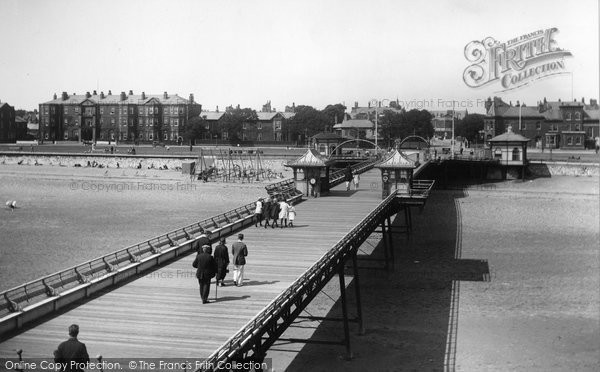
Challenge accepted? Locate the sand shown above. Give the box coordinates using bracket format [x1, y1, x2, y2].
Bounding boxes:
[0, 162, 292, 290]
[269, 175, 599, 371]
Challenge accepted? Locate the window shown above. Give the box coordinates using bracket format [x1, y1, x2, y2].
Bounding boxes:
[222, 131, 228, 140]
[149, 133, 153, 140]
[64, 131, 69, 140]
[567, 136, 572, 145]
[521, 123, 527, 130]
[205, 122, 210, 130]
[536, 122, 541, 130]
[274, 120, 282, 130]
[75, 120, 78, 126]
[111, 118, 115, 125]
[512, 147, 520, 161]
[44, 106, 48, 114]
[139, 133, 143, 139]
[174, 119, 178, 126]
[257, 133, 262, 141]
[257, 122, 262, 130]
[565, 112, 571, 121]
[110, 107, 115, 115]
[243, 122, 247, 130]
[575, 112, 581, 121]
[64, 107, 68, 114]
[64, 119, 68, 125]
[243, 132, 247, 140]
[575, 136, 581, 145]
[45, 133, 49, 139]
[164, 132, 169, 140]
[75, 107, 80, 113]
[575, 124, 580, 131]
[130, 107, 134, 114]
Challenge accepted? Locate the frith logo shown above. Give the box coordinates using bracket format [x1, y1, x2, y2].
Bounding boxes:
[463, 28, 572, 91]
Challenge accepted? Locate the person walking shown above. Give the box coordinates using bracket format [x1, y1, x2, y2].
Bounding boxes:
[270, 198, 281, 228]
[54, 324, 90, 372]
[254, 198, 263, 227]
[278, 198, 290, 228]
[344, 166, 353, 191]
[231, 234, 248, 286]
[288, 202, 296, 227]
[353, 171, 360, 190]
[213, 237, 230, 287]
[262, 197, 272, 228]
[192, 245, 217, 303]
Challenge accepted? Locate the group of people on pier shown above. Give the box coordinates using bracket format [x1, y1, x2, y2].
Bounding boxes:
[253, 197, 296, 228]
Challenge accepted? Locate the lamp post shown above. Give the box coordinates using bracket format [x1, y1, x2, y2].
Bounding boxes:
[370, 98, 390, 150]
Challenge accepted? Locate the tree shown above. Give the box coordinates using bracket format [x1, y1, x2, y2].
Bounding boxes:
[321, 103, 347, 129]
[287, 105, 330, 143]
[404, 109, 434, 139]
[184, 116, 207, 143]
[456, 114, 485, 143]
[221, 106, 258, 143]
[378, 109, 405, 148]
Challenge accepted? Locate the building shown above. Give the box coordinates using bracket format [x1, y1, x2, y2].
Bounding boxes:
[333, 118, 374, 140]
[429, 109, 467, 140]
[39, 91, 201, 143]
[0, 101, 16, 143]
[484, 96, 600, 149]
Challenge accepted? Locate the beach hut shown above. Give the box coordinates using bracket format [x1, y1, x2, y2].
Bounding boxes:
[488, 126, 529, 179]
[375, 150, 417, 199]
[286, 149, 334, 197]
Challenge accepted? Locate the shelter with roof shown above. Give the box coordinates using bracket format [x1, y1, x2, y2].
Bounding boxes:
[484, 96, 599, 150]
[374, 150, 417, 199]
[285, 149, 334, 197]
[488, 126, 530, 179]
[332, 118, 374, 140]
[39, 90, 201, 143]
[310, 132, 347, 156]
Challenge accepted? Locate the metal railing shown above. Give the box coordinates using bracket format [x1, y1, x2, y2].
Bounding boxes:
[196, 190, 403, 371]
[0, 203, 257, 322]
[329, 159, 379, 189]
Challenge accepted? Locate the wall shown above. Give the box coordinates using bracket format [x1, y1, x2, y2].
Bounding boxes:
[528, 162, 599, 177]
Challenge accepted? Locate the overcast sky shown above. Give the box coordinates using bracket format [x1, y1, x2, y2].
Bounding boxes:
[0, 0, 598, 113]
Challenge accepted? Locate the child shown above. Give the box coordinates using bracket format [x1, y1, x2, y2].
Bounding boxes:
[288, 202, 296, 227]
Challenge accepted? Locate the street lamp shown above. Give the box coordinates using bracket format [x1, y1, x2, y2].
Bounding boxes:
[370, 98, 390, 149]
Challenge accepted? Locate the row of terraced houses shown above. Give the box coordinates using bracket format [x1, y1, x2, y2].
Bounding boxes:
[2, 91, 600, 149]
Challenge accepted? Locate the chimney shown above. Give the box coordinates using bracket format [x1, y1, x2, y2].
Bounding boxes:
[93, 90, 97, 95]
[216, 105, 219, 112]
[516, 100, 520, 106]
[100, 91, 105, 99]
[368, 102, 371, 108]
[120, 91, 126, 101]
[164, 91, 168, 99]
[62, 92, 68, 101]
[108, 90, 112, 95]
[129, 90, 133, 95]
[53, 93, 57, 100]
[141, 92, 146, 100]
[86, 91, 91, 98]
[354, 101, 358, 109]
[189, 93, 194, 103]
[582, 97, 585, 104]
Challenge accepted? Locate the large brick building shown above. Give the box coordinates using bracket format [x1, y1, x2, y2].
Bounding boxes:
[0, 101, 16, 143]
[484, 97, 600, 149]
[39, 91, 201, 143]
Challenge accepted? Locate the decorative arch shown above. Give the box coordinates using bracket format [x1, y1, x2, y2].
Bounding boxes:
[329, 138, 381, 156]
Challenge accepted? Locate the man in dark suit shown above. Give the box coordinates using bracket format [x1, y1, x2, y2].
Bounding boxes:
[54, 324, 90, 372]
[213, 237, 230, 287]
[192, 245, 217, 303]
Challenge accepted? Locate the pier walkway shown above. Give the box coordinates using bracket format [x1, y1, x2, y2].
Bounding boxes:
[0, 169, 392, 362]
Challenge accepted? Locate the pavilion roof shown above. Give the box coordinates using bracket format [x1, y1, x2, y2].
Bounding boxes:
[286, 148, 333, 167]
[375, 150, 416, 169]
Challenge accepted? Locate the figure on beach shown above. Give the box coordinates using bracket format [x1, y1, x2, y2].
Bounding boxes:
[262, 197, 272, 228]
[278, 198, 290, 228]
[270, 198, 281, 228]
[345, 166, 353, 191]
[353, 171, 360, 190]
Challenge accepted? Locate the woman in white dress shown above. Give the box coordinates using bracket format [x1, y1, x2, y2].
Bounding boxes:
[288, 202, 296, 227]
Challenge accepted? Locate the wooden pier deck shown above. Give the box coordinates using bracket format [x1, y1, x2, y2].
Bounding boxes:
[0, 170, 385, 360]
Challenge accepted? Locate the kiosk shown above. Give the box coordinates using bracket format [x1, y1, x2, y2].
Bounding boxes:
[375, 150, 417, 199]
[286, 149, 334, 197]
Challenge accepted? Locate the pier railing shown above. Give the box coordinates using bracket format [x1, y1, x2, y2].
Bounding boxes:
[0, 203, 257, 335]
[196, 189, 403, 370]
[329, 159, 379, 189]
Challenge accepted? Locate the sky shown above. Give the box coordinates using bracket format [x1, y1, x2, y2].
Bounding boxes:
[0, 0, 598, 113]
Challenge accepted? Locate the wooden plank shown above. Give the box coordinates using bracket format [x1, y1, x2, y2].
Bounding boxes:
[0, 170, 385, 360]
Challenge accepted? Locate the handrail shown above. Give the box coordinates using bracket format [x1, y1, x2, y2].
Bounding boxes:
[196, 189, 401, 370]
[0, 202, 258, 318]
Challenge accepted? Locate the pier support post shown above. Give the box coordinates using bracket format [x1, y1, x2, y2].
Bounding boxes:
[351, 251, 365, 335]
[382, 219, 390, 271]
[338, 264, 353, 360]
[386, 215, 395, 266]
